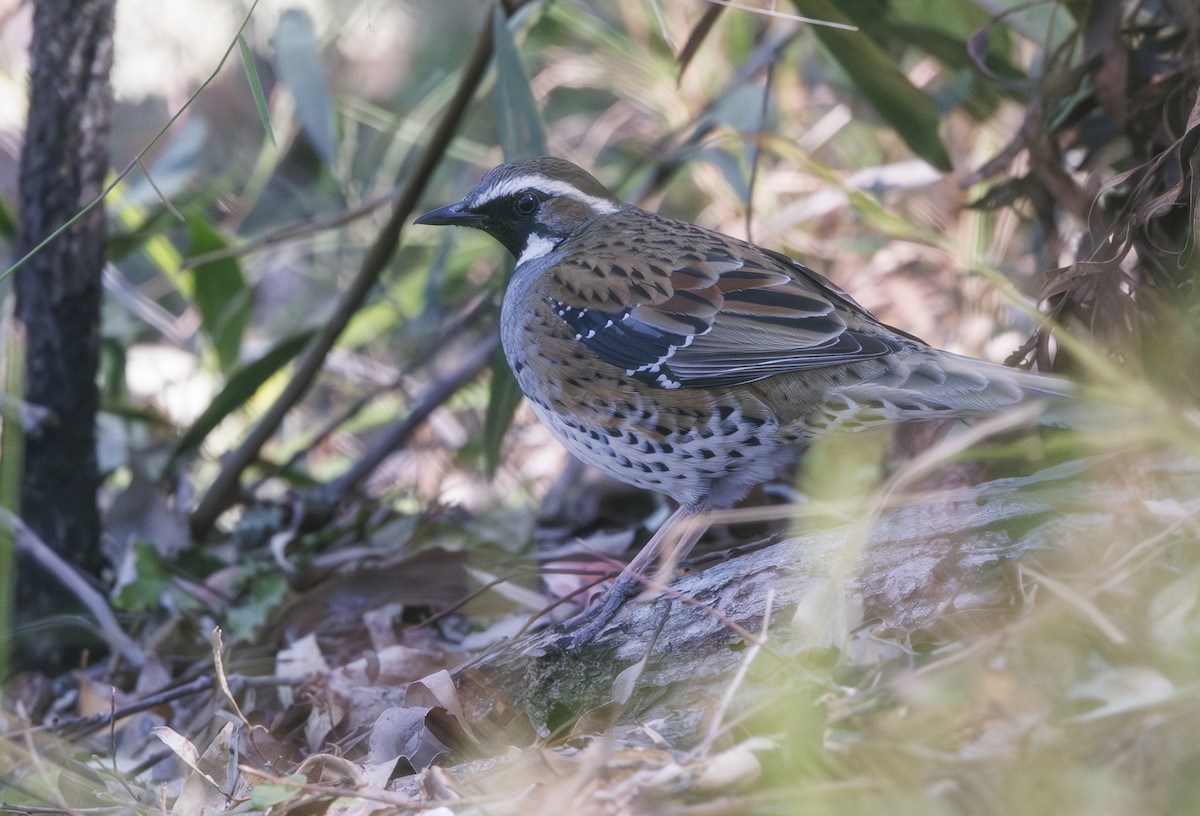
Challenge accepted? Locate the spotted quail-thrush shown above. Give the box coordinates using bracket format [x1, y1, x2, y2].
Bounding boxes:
[416, 156, 1067, 633]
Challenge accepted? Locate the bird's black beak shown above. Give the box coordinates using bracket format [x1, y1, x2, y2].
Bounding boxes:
[414, 200, 484, 227]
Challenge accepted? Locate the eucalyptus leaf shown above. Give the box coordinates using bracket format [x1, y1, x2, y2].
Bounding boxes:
[792, 0, 952, 170]
[480, 6, 546, 473]
[274, 9, 336, 166]
[239, 35, 276, 147]
[491, 4, 548, 159]
[0, 193, 17, 242]
[167, 329, 315, 472]
[483, 343, 525, 478]
[186, 215, 251, 375]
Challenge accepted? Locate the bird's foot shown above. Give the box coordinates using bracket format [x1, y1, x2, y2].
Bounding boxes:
[552, 573, 640, 650]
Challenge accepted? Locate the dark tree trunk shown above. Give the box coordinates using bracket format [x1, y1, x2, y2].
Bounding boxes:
[13, 0, 115, 669]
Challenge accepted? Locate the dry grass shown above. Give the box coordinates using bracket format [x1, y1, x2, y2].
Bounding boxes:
[2, 0, 1199, 813]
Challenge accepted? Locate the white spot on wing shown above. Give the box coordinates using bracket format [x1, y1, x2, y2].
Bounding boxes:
[626, 329, 704, 374]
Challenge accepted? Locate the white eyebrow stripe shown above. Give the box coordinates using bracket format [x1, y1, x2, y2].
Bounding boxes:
[470, 174, 620, 214]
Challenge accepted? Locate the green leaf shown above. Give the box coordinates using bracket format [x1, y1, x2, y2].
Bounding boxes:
[0, 317, 25, 682]
[238, 34, 275, 147]
[273, 9, 336, 166]
[491, 4, 548, 158]
[106, 205, 179, 261]
[0, 767, 65, 806]
[186, 215, 251, 375]
[225, 569, 288, 641]
[792, 0, 952, 170]
[112, 542, 173, 612]
[0, 195, 16, 242]
[483, 344, 525, 478]
[250, 780, 308, 809]
[477, 7, 545, 472]
[832, 0, 1024, 119]
[167, 329, 315, 472]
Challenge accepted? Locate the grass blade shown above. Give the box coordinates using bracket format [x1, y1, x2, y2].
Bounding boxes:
[239, 33, 276, 147]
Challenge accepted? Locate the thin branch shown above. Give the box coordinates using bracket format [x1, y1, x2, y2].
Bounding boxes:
[190, 4, 527, 537]
[135, 157, 185, 222]
[178, 188, 402, 271]
[324, 333, 499, 505]
[55, 675, 215, 740]
[701, 0, 857, 29]
[0, 508, 144, 666]
[248, 294, 492, 495]
[0, 0, 264, 284]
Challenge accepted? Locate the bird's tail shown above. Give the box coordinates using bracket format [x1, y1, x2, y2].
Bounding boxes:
[941, 352, 1073, 399]
[819, 350, 1074, 432]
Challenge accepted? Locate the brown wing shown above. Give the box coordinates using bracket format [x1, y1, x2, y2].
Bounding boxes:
[543, 211, 906, 389]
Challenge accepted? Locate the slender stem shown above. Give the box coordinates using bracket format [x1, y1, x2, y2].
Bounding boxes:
[0, 320, 25, 682]
[0, 508, 145, 666]
[325, 333, 499, 504]
[0, 0, 264, 284]
[190, 3, 526, 537]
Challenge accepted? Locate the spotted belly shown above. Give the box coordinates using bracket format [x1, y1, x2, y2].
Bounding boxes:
[521, 377, 789, 510]
[502, 280, 794, 509]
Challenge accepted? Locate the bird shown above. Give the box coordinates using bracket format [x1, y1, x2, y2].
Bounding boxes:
[415, 156, 1067, 637]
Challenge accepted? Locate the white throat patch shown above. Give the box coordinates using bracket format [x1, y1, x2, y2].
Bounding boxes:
[517, 233, 558, 267]
[471, 174, 620, 215]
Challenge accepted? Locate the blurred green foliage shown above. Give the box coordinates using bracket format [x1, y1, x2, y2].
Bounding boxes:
[0, 0, 1198, 812]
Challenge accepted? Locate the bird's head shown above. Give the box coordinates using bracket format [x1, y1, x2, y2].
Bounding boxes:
[415, 157, 622, 264]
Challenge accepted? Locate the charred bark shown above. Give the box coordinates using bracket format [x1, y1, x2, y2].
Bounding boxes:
[13, 0, 115, 670]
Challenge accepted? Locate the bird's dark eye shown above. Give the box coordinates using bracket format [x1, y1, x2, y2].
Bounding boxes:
[513, 192, 539, 217]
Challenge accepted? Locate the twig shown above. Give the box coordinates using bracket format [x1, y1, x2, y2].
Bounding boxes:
[1020, 565, 1128, 645]
[249, 294, 492, 495]
[697, 588, 773, 751]
[211, 628, 252, 726]
[1, 508, 144, 666]
[135, 157, 185, 222]
[55, 675, 215, 740]
[102, 263, 191, 346]
[178, 188, 402, 270]
[324, 333, 500, 504]
[190, 4, 526, 538]
[0, 0, 265, 284]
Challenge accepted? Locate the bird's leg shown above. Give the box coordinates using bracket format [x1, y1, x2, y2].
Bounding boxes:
[559, 506, 710, 645]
